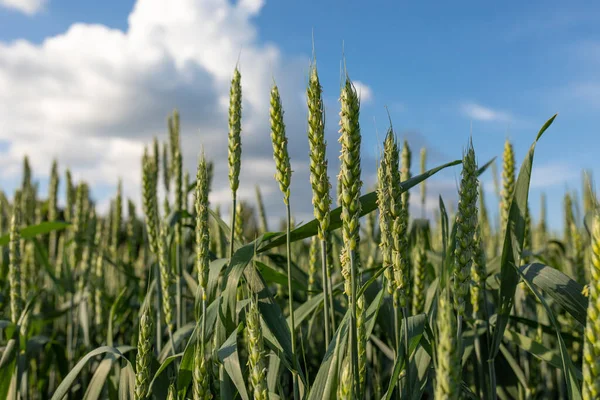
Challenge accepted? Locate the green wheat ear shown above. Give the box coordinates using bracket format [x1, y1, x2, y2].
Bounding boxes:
[377, 132, 394, 295]
[452, 141, 478, 318]
[134, 302, 154, 400]
[412, 230, 427, 315]
[434, 290, 460, 400]
[582, 212, 600, 400]
[338, 77, 362, 253]
[228, 67, 242, 196]
[338, 360, 352, 400]
[247, 295, 268, 400]
[500, 138, 515, 232]
[195, 153, 210, 300]
[307, 62, 331, 240]
[193, 342, 211, 400]
[390, 135, 409, 310]
[270, 83, 292, 203]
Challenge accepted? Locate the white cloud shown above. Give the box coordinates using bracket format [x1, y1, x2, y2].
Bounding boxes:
[460, 102, 512, 122]
[0, 0, 46, 15]
[0, 0, 324, 220]
[353, 81, 373, 104]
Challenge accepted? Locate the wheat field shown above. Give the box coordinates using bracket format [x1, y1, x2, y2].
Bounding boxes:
[0, 62, 597, 400]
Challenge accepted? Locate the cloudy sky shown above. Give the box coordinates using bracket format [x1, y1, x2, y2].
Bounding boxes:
[1, 0, 598, 232]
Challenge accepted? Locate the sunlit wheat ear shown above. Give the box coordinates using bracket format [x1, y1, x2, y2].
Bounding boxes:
[141, 147, 159, 257]
[500, 139, 515, 231]
[582, 213, 600, 400]
[234, 201, 244, 243]
[158, 221, 174, 333]
[389, 134, 409, 310]
[452, 142, 478, 318]
[337, 360, 352, 400]
[193, 335, 212, 400]
[134, 303, 153, 400]
[167, 382, 176, 400]
[338, 74, 362, 396]
[378, 131, 394, 295]
[228, 67, 242, 196]
[357, 294, 367, 390]
[307, 63, 331, 240]
[270, 83, 292, 204]
[412, 230, 427, 315]
[338, 76, 362, 298]
[434, 291, 460, 400]
[338, 77, 362, 254]
[247, 296, 268, 400]
[195, 153, 210, 301]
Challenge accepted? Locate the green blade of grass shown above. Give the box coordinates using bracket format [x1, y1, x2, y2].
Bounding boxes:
[490, 114, 557, 360]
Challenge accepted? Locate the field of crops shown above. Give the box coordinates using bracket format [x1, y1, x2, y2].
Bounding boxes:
[0, 63, 597, 400]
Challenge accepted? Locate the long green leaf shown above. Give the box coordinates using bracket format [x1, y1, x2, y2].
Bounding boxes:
[308, 313, 350, 400]
[503, 328, 581, 378]
[118, 361, 136, 400]
[490, 114, 556, 359]
[516, 262, 582, 399]
[147, 353, 183, 393]
[520, 262, 587, 326]
[218, 324, 249, 400]
[83, 346, 136, 400]
[0, 329, 18, 400]
[0, 221, 70, 246]
[50, 346, 134, 400]
[223, 243, 255, 330]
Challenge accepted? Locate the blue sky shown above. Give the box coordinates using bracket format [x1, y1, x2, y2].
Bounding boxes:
[0, 0, 598, 232]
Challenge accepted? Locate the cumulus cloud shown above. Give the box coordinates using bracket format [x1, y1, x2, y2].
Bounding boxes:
[460, 102, 512, 122]
[0, 0, 452, 229]
[0, 0, 351, 224]
[0, 0, 46, 15]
